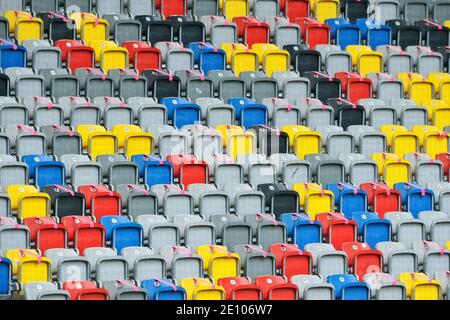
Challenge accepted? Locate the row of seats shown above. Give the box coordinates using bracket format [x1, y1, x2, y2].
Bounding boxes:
[0, 0, 449, 301]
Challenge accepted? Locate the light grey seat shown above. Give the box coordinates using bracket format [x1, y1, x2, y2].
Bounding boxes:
[128, 0, 155, 18]
[290, 275, 336, 300]
[412, 241, 450, 276]
[281, 159, 312, 189]
[374, 0, 400, 23]
[121, 246, 166, 281]
[376, 241, 418, 278]
[234, 244, 276, 280]
[96, 0, 124, 17]
[97, 155, 139, 186]
[159, 245, 203, 280]
[221, 219, 253, 250]
[23, 282, 70, 301]
[385, 211, 426, 249]
[0, 160, 29, 190]
[44, 248, 90, 282]
[347, 125, 387, 158]
[223, 183, 265, 218]
[419, 211, 450, 247]
[210, 22, 237, 47]
[363, 273, 406, 300]
[116, 184, 158, 218]
[244, 213, 287, 250]
[187, 184, 230, 219]
[0, 220, 30, 252]
[304, 243, 349, 280]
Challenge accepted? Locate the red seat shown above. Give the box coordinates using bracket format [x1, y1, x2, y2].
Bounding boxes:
[254, 275, 299, 300]
[54, 40, 84, 62]
[283, 0, 310, 22]
[335, 72, 372, 103]
[360, 182, 402, 218]
[233, 17, 270, 47]
[342, 242, 384, 278]
[122, 42, 161, 73]
[161, 0, 186, 17]
[316, 212, 358, 250]
[269, 243, 312, 278]
[436, 153, 450, 179]
[63, 281, 109, 300]
[166, 154, 209, 187]
[55, 40, 95, 74]
[77, 185, 122, 220]
[217, 277, 262, 300]
[61, 216, 106, 254]
[295, 18, 330, 48]
[23, 217, 68, 252]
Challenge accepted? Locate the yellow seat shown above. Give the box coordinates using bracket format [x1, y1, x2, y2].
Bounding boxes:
[293, 131, 322, 160]
[15, 17, 44, 44]
[371, 153, 401, 176]
[380, 125, 408, 148]
[100, 47, 129, 74]
[314, 0, 340, 23]
[196, 245, 240, 282]
[383, 160, 411, 188]
[179, 278, 226, 300]
[346, 45, 372, 67]
[215, 125, 245, 148]
[423, 131, 449, 158]
[263, 50, 290, 77]
[223, 0, 248, 22]
[3, 11, 32, 33]
[76, 124, 107, 149]
[304, 189, 334, 220]
[7, 185, 38, 211]
[80, 18, 110, 45]
[112, 124, 143, 148]
[357, 51, 383, 77]
[251, 43, 280, 65]
[412, 125, 440, 148]
[432, 106, 450, 131]
[293, 183, 322, 207]
[380, 124, 418, 158]
[427, 72, 450, 95]
[440, 79, 450, 106]
[90, 40, 118, 64]
[398, 273, 441, 300]
[446, 241, 450, 249]
[220, 43, 248, 65]
[69, 12, 98, 35]
[88, 132, 118, 161]
[281, 125, 311, 147]
[124, 132, 155, 159]
[396, 72, 424, 95]
[231, 50, 259, 76]
[6, 249, 51, 285]
[18, 193, 50, 219]
[421, 99, 447, 121]
[409, 80, 434, 105]
[227, 132, 256, 161]
[445, 20, 450, 29]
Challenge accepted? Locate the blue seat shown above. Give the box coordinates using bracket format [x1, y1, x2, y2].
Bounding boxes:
[143, 161, 173, 187]
[100, 216, 144, 253]
[161, 97, 201, 128]
[355, 18, 376, 40]
[278, 213, 323, 250]
[325, 18, 351, 39]
[228, 98, 268, 129]
[188, 42, 216, 64]
[0, 257, 12, 298]
[188, 42, 226, 75]
[199, 49, 226, 75]
[367, 25, 391, 50]
[326, 183, 368, 218]
[0, 44, 26, 69]
[394, 183, 434, 218]
[351, 212, 392, 248]
[22, 155, 65, 189]
[132, 154, 163, 177]
[336, 25, 361, 50]
[327, 274, 370, 300]
[141, 279, 186, 300]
